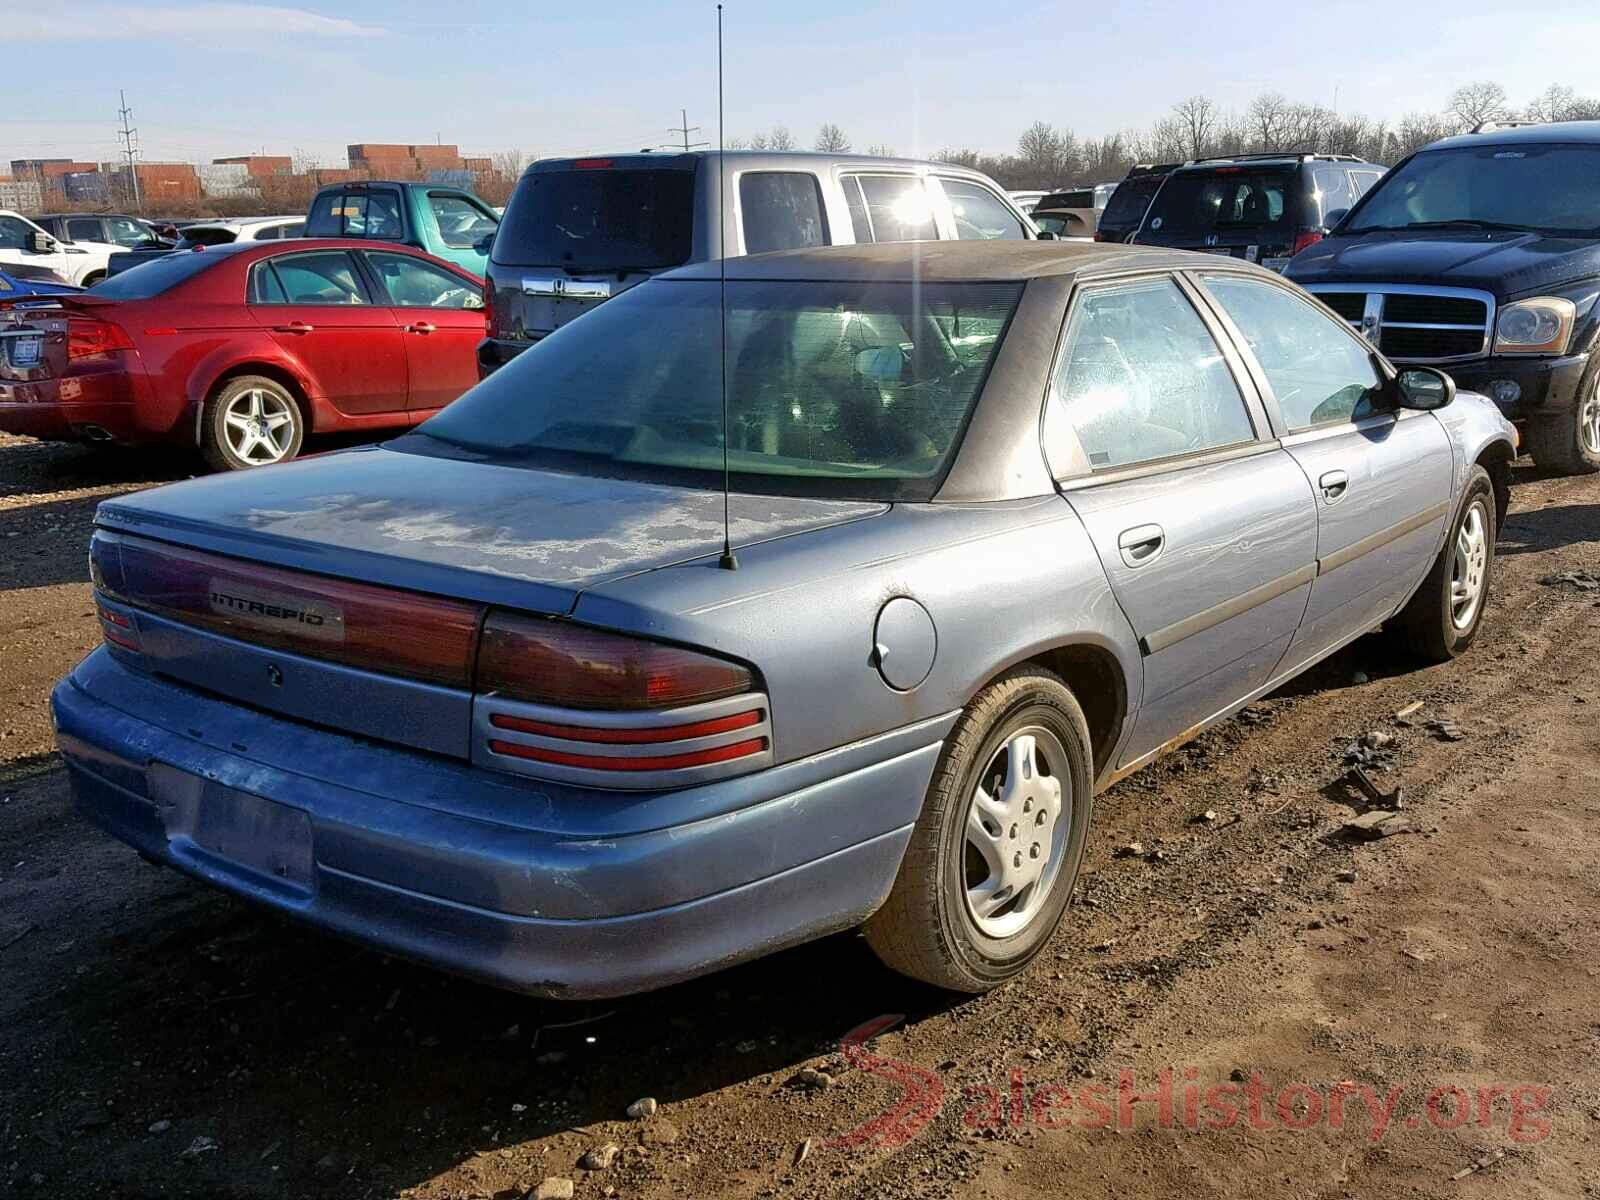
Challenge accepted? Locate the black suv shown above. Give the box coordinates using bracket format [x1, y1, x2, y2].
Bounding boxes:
[1287, 121, 1600, 474]
[1093, 163, 1178, 244]
[1131, 153, 1386, 270]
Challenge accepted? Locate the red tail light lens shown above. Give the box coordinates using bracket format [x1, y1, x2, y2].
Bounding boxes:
[1292, 230, 1324, 256]
[476, 613, 753, 711]
[67, 316, 135, 361]
[572, 158, 615, 170]
[482, 276, 494, 330]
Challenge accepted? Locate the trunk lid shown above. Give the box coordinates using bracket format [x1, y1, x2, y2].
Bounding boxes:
[95, 443, 887, 616]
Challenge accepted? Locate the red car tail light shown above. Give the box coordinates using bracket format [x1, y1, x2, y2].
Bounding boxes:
[487, 735, 767, 773]
[104, 535, 483, 688]
[476, 613, 753, 711]
[1292, 230, 1324, 256]
[66, 316, 135, 361]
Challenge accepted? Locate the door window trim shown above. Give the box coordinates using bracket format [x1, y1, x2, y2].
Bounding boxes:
[838, 171, 941, 244]
[1185, 267, 1397, 439]
[1043, 268, 1278, 487]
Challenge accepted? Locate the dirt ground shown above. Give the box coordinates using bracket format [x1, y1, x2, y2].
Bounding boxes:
[2, 429, 1598, 1200]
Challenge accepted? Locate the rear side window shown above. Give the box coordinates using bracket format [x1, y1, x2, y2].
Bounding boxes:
[941, 179, 1027, 240]
[251, 251, 369, 306]
[1350, 170, 1383, 197]
[1101, 175, 1162, 226]
[1053, 276, 1255, 469]
[1144, 169, 1301, 235]
[89, 252, 221, 299]
[496, 167, 696, 271]
[739, 171, 827, 254]
[845, 175, 938, 243]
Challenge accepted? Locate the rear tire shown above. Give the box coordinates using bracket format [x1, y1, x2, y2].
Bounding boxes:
[1390, 465, 1495, 663]
[200, 375, 305, 472]
[864, 667, 1094, 992]
[1526, 360, 1600, 475]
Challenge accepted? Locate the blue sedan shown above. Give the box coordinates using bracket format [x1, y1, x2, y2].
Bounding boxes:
[0, 263, 80, 299]
[54, 242, 1515, 997]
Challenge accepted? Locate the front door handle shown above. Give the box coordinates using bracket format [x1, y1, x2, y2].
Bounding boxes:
[273, 321, 314, 334]
[1319, 469, 1350, 503]
[405, 321, 437, 335]
[1117, 523, 1165, 568]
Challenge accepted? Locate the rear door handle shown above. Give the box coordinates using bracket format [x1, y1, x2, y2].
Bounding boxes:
[273, 321, 314, 334]
[1319, 469, 1350, 503]
[405, 321, 437, 334]
[1117, 523, 1165, 568]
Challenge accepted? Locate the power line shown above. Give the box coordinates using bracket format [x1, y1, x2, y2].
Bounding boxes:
[668, 108, 708, 152]
[117, 89, 142, 212]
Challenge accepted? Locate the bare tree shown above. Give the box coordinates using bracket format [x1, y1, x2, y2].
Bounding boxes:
[1170, 95, 1219, 158]
[814, 123, 851, 153]
[1016, 121, 1076, 185]
[866, 143, 895, 158]
[1248, 92, 1291, 149]
[491, 149, 529, 179]
[1448, 81, 1510, 130]
[767, 125, 796, 151]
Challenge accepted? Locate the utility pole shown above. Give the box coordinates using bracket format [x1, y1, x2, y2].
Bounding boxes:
[668, 109, 708, 152]
[117, 89, 142, 213]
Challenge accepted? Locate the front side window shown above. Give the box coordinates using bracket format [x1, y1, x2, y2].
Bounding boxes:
[364, 250, 480, 308]
[1345, 144, 1600, 236]
[427, 192, 497, 249]
[66, 218, 103, 243]
[0, 216, 31, 250]
[412, 278, 1021, 501]
[847, 175, 938, 243]
[1053, 276, 1255, 469]
[941, 179, 1027, 240]
[1202, 274, 1382, 430]
[739, 171, 827, 254]
[251, 252, 369, 306]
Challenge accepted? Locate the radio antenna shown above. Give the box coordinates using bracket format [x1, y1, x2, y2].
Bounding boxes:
[715, 3, 738, 571]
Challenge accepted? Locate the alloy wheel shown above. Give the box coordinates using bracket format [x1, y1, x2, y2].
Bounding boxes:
[961, 726, 1071, 940]
[223, 387, 296, 466]
[1580, 387, 1600, 458]
[1449, 498, 1490, 631]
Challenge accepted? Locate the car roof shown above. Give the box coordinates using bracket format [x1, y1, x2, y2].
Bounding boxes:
[525, 150, 1008, 178]
[662, 240, 1275, 283]
[1426, 118, 1600, 151]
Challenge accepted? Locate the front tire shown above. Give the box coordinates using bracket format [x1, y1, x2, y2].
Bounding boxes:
[1526, 360, 1600, 475]
[864, 667, 1094, 992]
[200, 376, 305, 472]
[1391, 465, 1496, 663]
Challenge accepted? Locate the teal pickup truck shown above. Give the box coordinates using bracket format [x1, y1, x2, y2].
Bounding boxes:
[304, 181, 498, 276]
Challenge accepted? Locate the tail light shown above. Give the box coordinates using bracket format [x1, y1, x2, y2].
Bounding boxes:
[481, 275, 494, 330]
[477, 612, 751, 710]
[474, 613, 770, 786]
[66, 315, 135, 361]
[97, 600, 141, 653]
[1292, 230, 1324, 256]
[1093, 231, 1108, 242]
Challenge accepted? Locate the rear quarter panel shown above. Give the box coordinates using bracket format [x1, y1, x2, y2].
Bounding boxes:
[576, 497, 1142, 778]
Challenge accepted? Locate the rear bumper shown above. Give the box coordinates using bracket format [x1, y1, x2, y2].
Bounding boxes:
[0, 361, 155, 442]
[52, 650, 941, 998]
[1440, 352, 1590, 419]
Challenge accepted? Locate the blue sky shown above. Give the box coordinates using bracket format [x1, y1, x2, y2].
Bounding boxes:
[3, 0, 1598, 168]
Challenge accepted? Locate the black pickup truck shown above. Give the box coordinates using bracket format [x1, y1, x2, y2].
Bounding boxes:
[1287, 120, 1600, 473]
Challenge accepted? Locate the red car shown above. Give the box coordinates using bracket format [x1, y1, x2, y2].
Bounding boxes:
[0, 239, 484, 470]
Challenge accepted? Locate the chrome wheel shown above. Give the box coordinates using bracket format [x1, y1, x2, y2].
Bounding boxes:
[962, 727, 1070, 940]
[1450, 498, 1490, 631]
[1580, 387, 1600, 457]
[223, 387, 296, 466]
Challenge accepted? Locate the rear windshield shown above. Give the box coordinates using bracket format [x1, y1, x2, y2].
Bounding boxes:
[1143, 168, 1301, 235]
[495, 167, 696, 271]
[1101, 175, 1163, 226]
[176, 227, 238, 247]
[89, 251, 220, 299]
[406, 277, 1022, 501]
[1345, 143, 1600, 237]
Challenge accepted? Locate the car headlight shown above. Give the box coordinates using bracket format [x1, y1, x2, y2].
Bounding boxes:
[1494, 297, 1576, 355]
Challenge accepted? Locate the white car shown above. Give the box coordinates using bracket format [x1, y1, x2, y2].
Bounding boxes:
[0, 210, 118, 287]
[177, 216, 305, 245]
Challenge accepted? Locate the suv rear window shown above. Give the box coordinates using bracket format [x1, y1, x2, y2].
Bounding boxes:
[496, 167, 697, 271]
[1144, 168, 1302, 235]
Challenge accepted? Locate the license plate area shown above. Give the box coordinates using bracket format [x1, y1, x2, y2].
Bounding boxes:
[5, 335, 42, 368]
[148, 763, 314, 893]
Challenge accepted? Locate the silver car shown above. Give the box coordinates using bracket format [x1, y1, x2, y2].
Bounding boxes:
[57, 242, 1515, 997]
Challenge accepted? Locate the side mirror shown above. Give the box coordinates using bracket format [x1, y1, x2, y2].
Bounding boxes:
[1322, 207, 1349, 233]
[26, 230, 56, 254]
[1394, 366, 1455, 411]
[1036, 230, 1058, 241]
